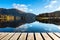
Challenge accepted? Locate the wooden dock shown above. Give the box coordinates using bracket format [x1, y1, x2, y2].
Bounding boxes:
[0, 32, 60, 40]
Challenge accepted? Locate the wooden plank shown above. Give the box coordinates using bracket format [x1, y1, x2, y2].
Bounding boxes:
[48, 33, 60, 40]
[54, 33, 60, 37]
[42, 33, 52, 40]
[10, 33, 20, 40]
[0, 32, 6, 35]
[0, 32, 2, 34]
[0, 32, 60, 40]
[0, 33, 8, 39]
[35, 33, 43, 40]
[0, 32, 3, 33]
[1, 33, 14, 40]
[27, 33, 34, 40]
[18, 33, 27, 40]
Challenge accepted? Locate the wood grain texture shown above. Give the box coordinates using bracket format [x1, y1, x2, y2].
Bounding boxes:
[48, 33, 60, 40]
[54, 33, 60, 38]
[1, 33, 14, 40]
[10, 33, 20, 40]
[35, 33, 43, 40]
[27, 33, 34, 40]
[0, 33, 8, 40]
[18, 33, 27, 40]
[0, 32, 60, 40]
[42, 33, 52, 40]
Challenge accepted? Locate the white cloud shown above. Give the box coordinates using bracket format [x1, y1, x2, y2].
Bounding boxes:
[13, 3, 28, 12]
[12, 3, 33, 12]
[15, 24, 28, 31]
[57, 27, 60, 29]
[29, 9, 33, 12]
[15, 23, 33, 31]
[57, 25, 60, 29]
[56, 7, 60, 10]
[45, 0, 57, 8]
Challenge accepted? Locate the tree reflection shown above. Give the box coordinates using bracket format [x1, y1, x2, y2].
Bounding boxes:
[0, 14, 36, 28]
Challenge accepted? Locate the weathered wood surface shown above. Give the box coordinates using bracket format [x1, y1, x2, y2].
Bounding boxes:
[0, 32, 60, 40]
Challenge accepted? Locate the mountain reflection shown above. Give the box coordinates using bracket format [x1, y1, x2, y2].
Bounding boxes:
[0, 14, 36, 28]
[0, 8, 36, 28]
[0, 8, 60, 28]
[0, 20, 36, 28]
[36, 11, 60, 25]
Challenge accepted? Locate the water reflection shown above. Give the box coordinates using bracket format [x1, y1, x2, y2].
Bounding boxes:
[0, 16, 60, 32]
[0, 13, 36, 28]
[0, 14, 60, 32]
[0, 21, 60, 32]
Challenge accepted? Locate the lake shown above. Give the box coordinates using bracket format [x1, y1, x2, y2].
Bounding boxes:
[0, 21, 60, 32]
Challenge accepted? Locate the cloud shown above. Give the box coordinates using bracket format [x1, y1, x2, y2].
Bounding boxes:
[15, 24, 28, 31]
[45, 0, 57, 8]
[56, 7, 60, 10]
[44, 27, 52, 31]
[57, 27, 60, 29]
[13, 3, 28, 12]
[15, 23, 33, 31]
[12, 3, 33, 12]
[29, 9, 33, 12]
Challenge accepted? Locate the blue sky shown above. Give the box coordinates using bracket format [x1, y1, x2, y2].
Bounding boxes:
[0, 0, 60, 15]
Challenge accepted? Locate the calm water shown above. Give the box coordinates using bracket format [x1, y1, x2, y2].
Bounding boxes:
[0, 21, 60, 32]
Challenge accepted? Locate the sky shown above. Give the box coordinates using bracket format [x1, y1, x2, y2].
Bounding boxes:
[0, 0, 60, 15]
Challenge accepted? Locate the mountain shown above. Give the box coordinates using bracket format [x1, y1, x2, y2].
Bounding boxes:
[0, 8, 36, 21]
[0, 8, 36, 28]
[36, 11, 60, 25]
[0, 8, 25, 16]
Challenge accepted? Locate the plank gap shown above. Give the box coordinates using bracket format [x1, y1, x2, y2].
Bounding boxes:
[48, 33, 60, 40]
[17, 33, 21, 40]
[8, 33, 15, 40]
[27, 33, 34, 40]
[53, 33, 60, 38]
[47, 33, 54, 40]
[0, 33, 8, 40]
[34, 33, 36, 40]
[40, 33, 45, 40]
[25, 33, 28, 40]
[35, 33, 43, 40]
